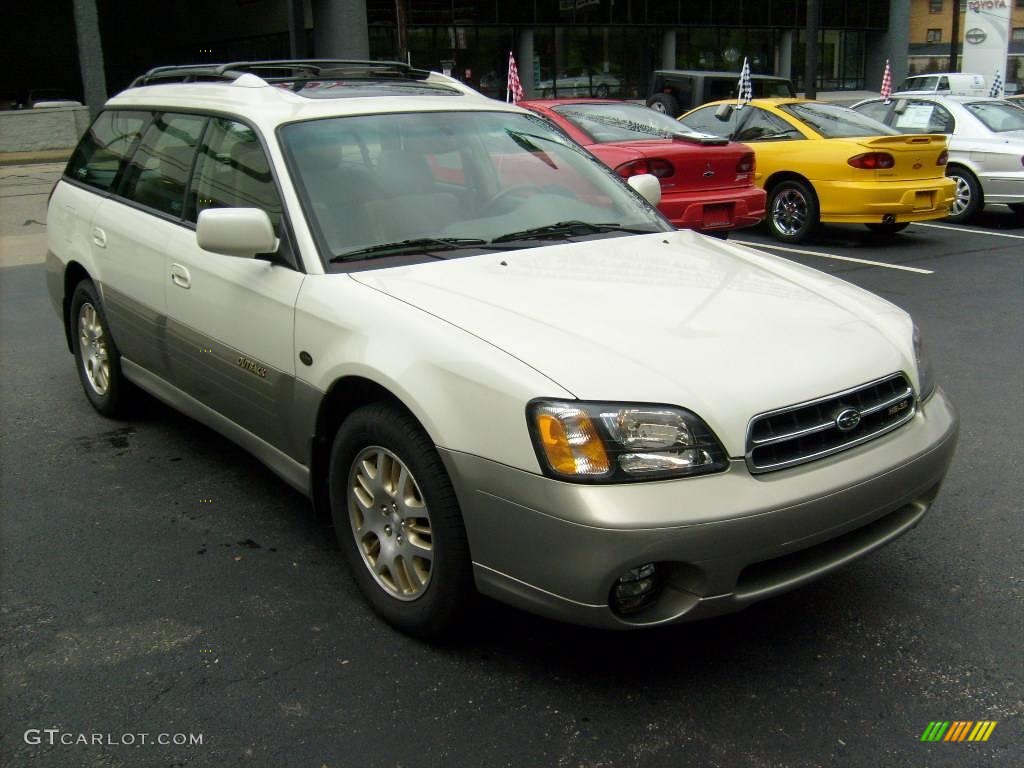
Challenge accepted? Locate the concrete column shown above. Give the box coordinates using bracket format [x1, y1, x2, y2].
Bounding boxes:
[777, 30, 794, 79]
[313, 0, 369, 59]
[518, 30, 535, 99]
[661, 29, 676, 70]
[71, 0, 108, 119]
[865, 0, 910, 90]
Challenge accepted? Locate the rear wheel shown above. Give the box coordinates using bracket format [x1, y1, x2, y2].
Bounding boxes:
[70, 280, 132, 417]
[865, 222, 909, 236]
[328, 404, 473, 639]
[946, 166, 982, 223]
[766, 180, 819, 244]
[646, 94, 680, 117]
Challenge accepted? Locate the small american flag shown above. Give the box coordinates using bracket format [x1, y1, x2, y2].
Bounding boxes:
[737, 57, 752, 109]
[989, 70, 1003, 98]
[881, 59, 892, 104]
[507, 51, 524, 104]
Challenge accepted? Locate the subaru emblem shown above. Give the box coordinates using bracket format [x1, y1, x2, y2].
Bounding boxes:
[835, 408, 862, 432]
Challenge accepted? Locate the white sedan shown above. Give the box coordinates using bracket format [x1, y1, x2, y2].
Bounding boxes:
[852, 95, 1024, 222]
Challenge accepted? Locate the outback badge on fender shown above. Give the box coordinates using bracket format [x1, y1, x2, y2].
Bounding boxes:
[236, 356, 268, 378]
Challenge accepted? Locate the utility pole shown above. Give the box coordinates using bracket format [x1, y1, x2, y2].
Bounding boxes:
[949, 0, 961, 71]
[71, 0, 108, 119]
[288, 0, 308, 59]
[804, 0, 819, 98]
[395, 0, 408, 63]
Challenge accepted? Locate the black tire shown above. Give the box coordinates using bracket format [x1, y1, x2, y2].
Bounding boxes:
[945, 166, 982, 224]
[865, 222, 910, 235]
[766, 179, 820, 244]
[646, 93, 680, 117]
[69, 280, 132, 417]
[328, 404, 473, 639]
[1008, 203, 1024, 216]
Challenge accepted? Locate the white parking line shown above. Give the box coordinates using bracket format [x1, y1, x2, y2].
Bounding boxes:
[732, 240, 934, 275]
[911, 222, 1024, 240]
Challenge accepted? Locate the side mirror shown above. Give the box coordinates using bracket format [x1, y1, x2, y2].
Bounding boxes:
[627, 173, 661, 206]
[715, 103, 734, 121]
[196, 208, 278, 259]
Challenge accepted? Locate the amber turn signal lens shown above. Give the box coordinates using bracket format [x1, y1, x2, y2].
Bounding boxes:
[535, 409, 611, 477]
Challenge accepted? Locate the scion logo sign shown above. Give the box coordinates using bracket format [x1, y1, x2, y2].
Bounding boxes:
[237, 356, 268, 378]
[965, 28, 987, 45]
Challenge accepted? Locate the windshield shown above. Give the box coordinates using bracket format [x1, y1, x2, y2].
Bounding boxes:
[964, 101, 1024, 132]
[901, 76, 938, 92]
[553, 102, 708, 142]
[280, 111, 669, 265]
[778, 103, 900, 138]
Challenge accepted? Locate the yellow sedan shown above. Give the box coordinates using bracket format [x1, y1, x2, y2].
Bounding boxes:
[678, 99, 955, 243]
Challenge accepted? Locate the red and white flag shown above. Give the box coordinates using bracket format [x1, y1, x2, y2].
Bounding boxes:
[881, 59, 892, 104]
[507, 51, 524, 104]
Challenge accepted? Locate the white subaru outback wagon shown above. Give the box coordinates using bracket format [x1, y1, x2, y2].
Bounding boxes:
[46, 61, 958, 637]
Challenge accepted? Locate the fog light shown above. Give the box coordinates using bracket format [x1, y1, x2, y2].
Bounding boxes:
[610, 563, 660, 615]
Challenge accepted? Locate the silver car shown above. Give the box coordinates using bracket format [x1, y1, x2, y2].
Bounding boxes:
[851, 95, 1024, 223]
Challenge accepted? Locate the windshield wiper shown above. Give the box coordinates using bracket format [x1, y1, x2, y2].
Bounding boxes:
[330, 237, 489, 262]
[490, 221, 655, 244]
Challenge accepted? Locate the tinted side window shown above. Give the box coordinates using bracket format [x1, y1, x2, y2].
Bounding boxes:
[187, 118, 282, 231]
[120, 113, 206, 217]
[679, 106, 735, 138]
[734, 108, 799, 142]
[66, 111, 148, 192]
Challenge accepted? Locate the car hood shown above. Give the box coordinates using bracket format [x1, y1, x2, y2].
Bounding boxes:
[350, 230, 916, 456]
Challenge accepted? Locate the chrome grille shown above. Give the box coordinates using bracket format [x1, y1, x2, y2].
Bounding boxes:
[746, 373, 916, 474]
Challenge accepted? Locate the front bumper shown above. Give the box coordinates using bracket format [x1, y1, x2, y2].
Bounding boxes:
[661, 186, 766, 232]
[441, 388, 958, 629]
[815, 177, 955, 224]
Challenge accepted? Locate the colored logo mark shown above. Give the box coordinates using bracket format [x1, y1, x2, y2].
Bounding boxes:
[920, 721, 997, 742]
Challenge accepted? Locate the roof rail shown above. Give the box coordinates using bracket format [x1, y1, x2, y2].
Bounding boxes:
[130, 59, 434, 88]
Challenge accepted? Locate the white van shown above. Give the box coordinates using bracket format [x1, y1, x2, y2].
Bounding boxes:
[897, 73, 987, 96]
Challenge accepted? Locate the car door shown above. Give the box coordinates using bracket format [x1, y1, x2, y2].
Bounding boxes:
[162, 117, 306, 460]
[92, 111, 205, 377]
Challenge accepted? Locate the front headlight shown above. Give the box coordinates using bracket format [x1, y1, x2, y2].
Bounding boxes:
[913, 323, 936, 401]
[527, 400, 728, 482]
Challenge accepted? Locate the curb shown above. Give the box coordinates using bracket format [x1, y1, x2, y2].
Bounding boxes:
[0, 149, 72, 167]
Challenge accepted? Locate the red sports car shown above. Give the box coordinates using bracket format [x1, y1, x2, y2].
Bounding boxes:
[518, 99, 766, 235]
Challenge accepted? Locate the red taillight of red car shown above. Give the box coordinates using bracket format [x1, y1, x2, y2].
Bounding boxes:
[615, 158, 675, 180]
[847, 152, 895, 170]
[936, 150, 948, 166]
[736, 153, 755, 174]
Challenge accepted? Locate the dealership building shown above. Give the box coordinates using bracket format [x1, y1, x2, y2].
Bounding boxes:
[6, 0, 915, 109]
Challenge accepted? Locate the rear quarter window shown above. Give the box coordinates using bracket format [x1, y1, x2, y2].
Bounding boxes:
[66, 111, 149, 192]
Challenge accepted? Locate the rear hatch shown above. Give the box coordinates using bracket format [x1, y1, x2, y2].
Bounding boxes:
[856, 134, 949, 181]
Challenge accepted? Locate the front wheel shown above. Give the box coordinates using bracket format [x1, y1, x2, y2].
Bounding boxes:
[766, 180, 819, 244]
[70, 280, 132, 417]
[328, 404, 473, 639]
[946, 167, 982, 223]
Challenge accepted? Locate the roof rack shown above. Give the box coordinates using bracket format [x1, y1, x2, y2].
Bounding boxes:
[130, 59, 434, 88]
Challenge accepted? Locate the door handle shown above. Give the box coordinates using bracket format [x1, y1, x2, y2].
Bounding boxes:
[91, 227, 107, 249]
[170, 263, 191, 289]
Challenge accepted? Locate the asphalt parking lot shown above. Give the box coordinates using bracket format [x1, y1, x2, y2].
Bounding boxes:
[1, 163, 1021, 767]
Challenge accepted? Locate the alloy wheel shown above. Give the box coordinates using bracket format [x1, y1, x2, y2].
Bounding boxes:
[951, 175, 971, 216]
[348, 446, 434, 600]
[78, 302, 110, 396]
[771, 188, 808, 236]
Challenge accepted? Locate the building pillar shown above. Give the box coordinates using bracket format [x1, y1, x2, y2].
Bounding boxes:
[865, 0, 911, 90]
[777, 30, 794, 80]
[71, 0, 108, 119]
[661, 29, 676, 70]
[518, 30, 535, 98]
[312, 0, 369, 59]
